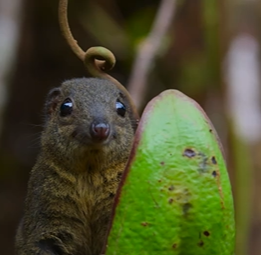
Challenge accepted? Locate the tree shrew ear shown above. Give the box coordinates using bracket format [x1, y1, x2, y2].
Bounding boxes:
[45, 88, 61, 116]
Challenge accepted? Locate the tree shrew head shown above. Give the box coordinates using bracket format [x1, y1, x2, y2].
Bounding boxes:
[42, 78, 139, 165]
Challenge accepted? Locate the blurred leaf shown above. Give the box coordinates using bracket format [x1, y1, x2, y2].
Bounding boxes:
[125, 6, 156, 48]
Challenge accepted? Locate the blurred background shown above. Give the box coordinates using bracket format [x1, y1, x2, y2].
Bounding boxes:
[0, 0, 260, 254]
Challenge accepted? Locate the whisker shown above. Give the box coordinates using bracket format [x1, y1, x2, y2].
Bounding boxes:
[26, 132, 42, 149]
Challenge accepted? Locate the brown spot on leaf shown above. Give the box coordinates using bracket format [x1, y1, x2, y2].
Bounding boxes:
[209, 129, 213, 133]
[160, 161, 165, 166]
[198, 152, 209, 173]
[183, 203, 192, 215]
[172, 243, 177, 249]
[212, 171, 217, 177]
[168, 185, 174, 191]
[198, 240, 204, 247]
[158, 180, 162, 183]
[169, 198, 174, 204]
[211, 156, 217, 164]
[203, 231, 210, 237]
[141, 222, 148, 227]
[183, 148, 196, 158]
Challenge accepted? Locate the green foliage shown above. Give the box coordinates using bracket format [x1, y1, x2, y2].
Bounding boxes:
[105, 90, 235, 255]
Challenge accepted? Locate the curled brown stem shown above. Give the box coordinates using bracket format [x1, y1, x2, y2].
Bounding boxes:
[58, 0, 139, 119]
[84, 47, 115, 78]
[58, 0, 85, 61]
[58, 0, 116, 79]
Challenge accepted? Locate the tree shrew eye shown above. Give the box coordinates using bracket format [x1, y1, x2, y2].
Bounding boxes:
[116, 99, 126, 117]
[60, 98, 73, 117]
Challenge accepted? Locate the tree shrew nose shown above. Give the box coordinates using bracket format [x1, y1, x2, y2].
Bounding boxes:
[90, 122, 110, 141]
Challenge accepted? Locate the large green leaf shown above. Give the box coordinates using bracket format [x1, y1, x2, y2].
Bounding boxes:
[105, 90, 235, 255]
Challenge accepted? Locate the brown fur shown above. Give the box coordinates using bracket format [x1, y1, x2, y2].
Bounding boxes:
[15, 78, 138, 255]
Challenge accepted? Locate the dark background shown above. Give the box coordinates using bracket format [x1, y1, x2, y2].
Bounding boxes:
[0, 0, 261, 254]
